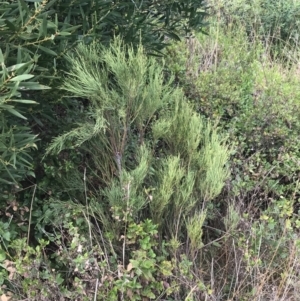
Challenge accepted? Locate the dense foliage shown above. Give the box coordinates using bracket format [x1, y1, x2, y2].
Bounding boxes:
[213, 0, 300, 58]
[1, 0, 300, 300]
[0, 0, 208, 187]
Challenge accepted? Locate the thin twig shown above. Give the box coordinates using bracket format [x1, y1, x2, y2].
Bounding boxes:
[27, 184, 36, 245]
[93, 278, 99, 301]
[84, 167, 93, 249]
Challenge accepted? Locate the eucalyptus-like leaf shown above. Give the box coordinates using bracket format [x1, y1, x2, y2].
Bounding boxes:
[37, 45, 57, 56]
[9, 74, 34, 81]
[10, 99, 38, 104]
[6, 108, 27, 119]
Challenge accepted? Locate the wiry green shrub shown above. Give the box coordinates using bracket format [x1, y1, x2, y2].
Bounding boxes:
[163, 19, 300, 300]
[46, 37, 229, 230]
[0, 0, 209, 189]
[42, 39, 229, 300]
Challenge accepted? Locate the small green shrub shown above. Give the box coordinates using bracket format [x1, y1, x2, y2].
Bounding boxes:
[41, 38, 229, 300]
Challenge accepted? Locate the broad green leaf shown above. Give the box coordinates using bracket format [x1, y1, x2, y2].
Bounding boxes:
[2, 231, 11, 242]
[10, 74, 34, 81]
[55, 274, 64, 285]
[0, 250, 6, 262]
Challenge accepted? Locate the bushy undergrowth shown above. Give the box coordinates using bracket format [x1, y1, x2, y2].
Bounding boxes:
[1, 0, 300, 300]
[210, 0, 300, 59]
[1, 38, 230, 300]
[163, 11, 300, 300]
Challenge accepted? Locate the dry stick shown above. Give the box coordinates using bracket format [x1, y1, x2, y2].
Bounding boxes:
[27, 184, 36, 245]
[210, 257, 215, 294]
[184, 284, 199, 301]
[278, 244, 298, 299]
[93, 278, 99, 301]
[233, 239, 243, 294]
[254, 232, 285, 299]
[83, 168, 101, 300]
[93, 216, 110, 267]
[122, 181, 131, 268]
[84, 167, 93, 249]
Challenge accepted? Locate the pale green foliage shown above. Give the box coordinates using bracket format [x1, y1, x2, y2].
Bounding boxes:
[186, 210, 206, 252]
[223, 202, 240, 233]
[151, 155, 186, 224]
[152, 97, 229, 212]
[152, 97, 203, 164]
[46, 39, 229, 245]
[103, 145, 151, 221]
[46, 38, 175, 180]
[198, 124, 229, 201]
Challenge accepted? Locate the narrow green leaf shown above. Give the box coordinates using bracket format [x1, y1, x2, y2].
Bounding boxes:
[165, 32, 181, 41]
[0, 250, 6, 262]
[10, 74, 34, 81]
[18, 156, 33, 166]
[0, 177, 15, 185]
[10, 99, 38, 104]
[18, 0, 30, 13]
[44, 0, 58, 11]
[11, 152, 17, 167]
[6, 108, 27, 119]
[39, 13, 48, 37]
[31, 115, 44, 126]
[0, 49, 3, 64]
[58, 25, 81, 32]
[27, 171, 35, 177]
[6, 63, 30, 72]
[57, 31, 71, 36]
[18, 33, 39, 40]
[18, 82, 51, 90]
[37, 45, 57, 56]
[4, 19, 16, 32]
[17, 46, 22, 64]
